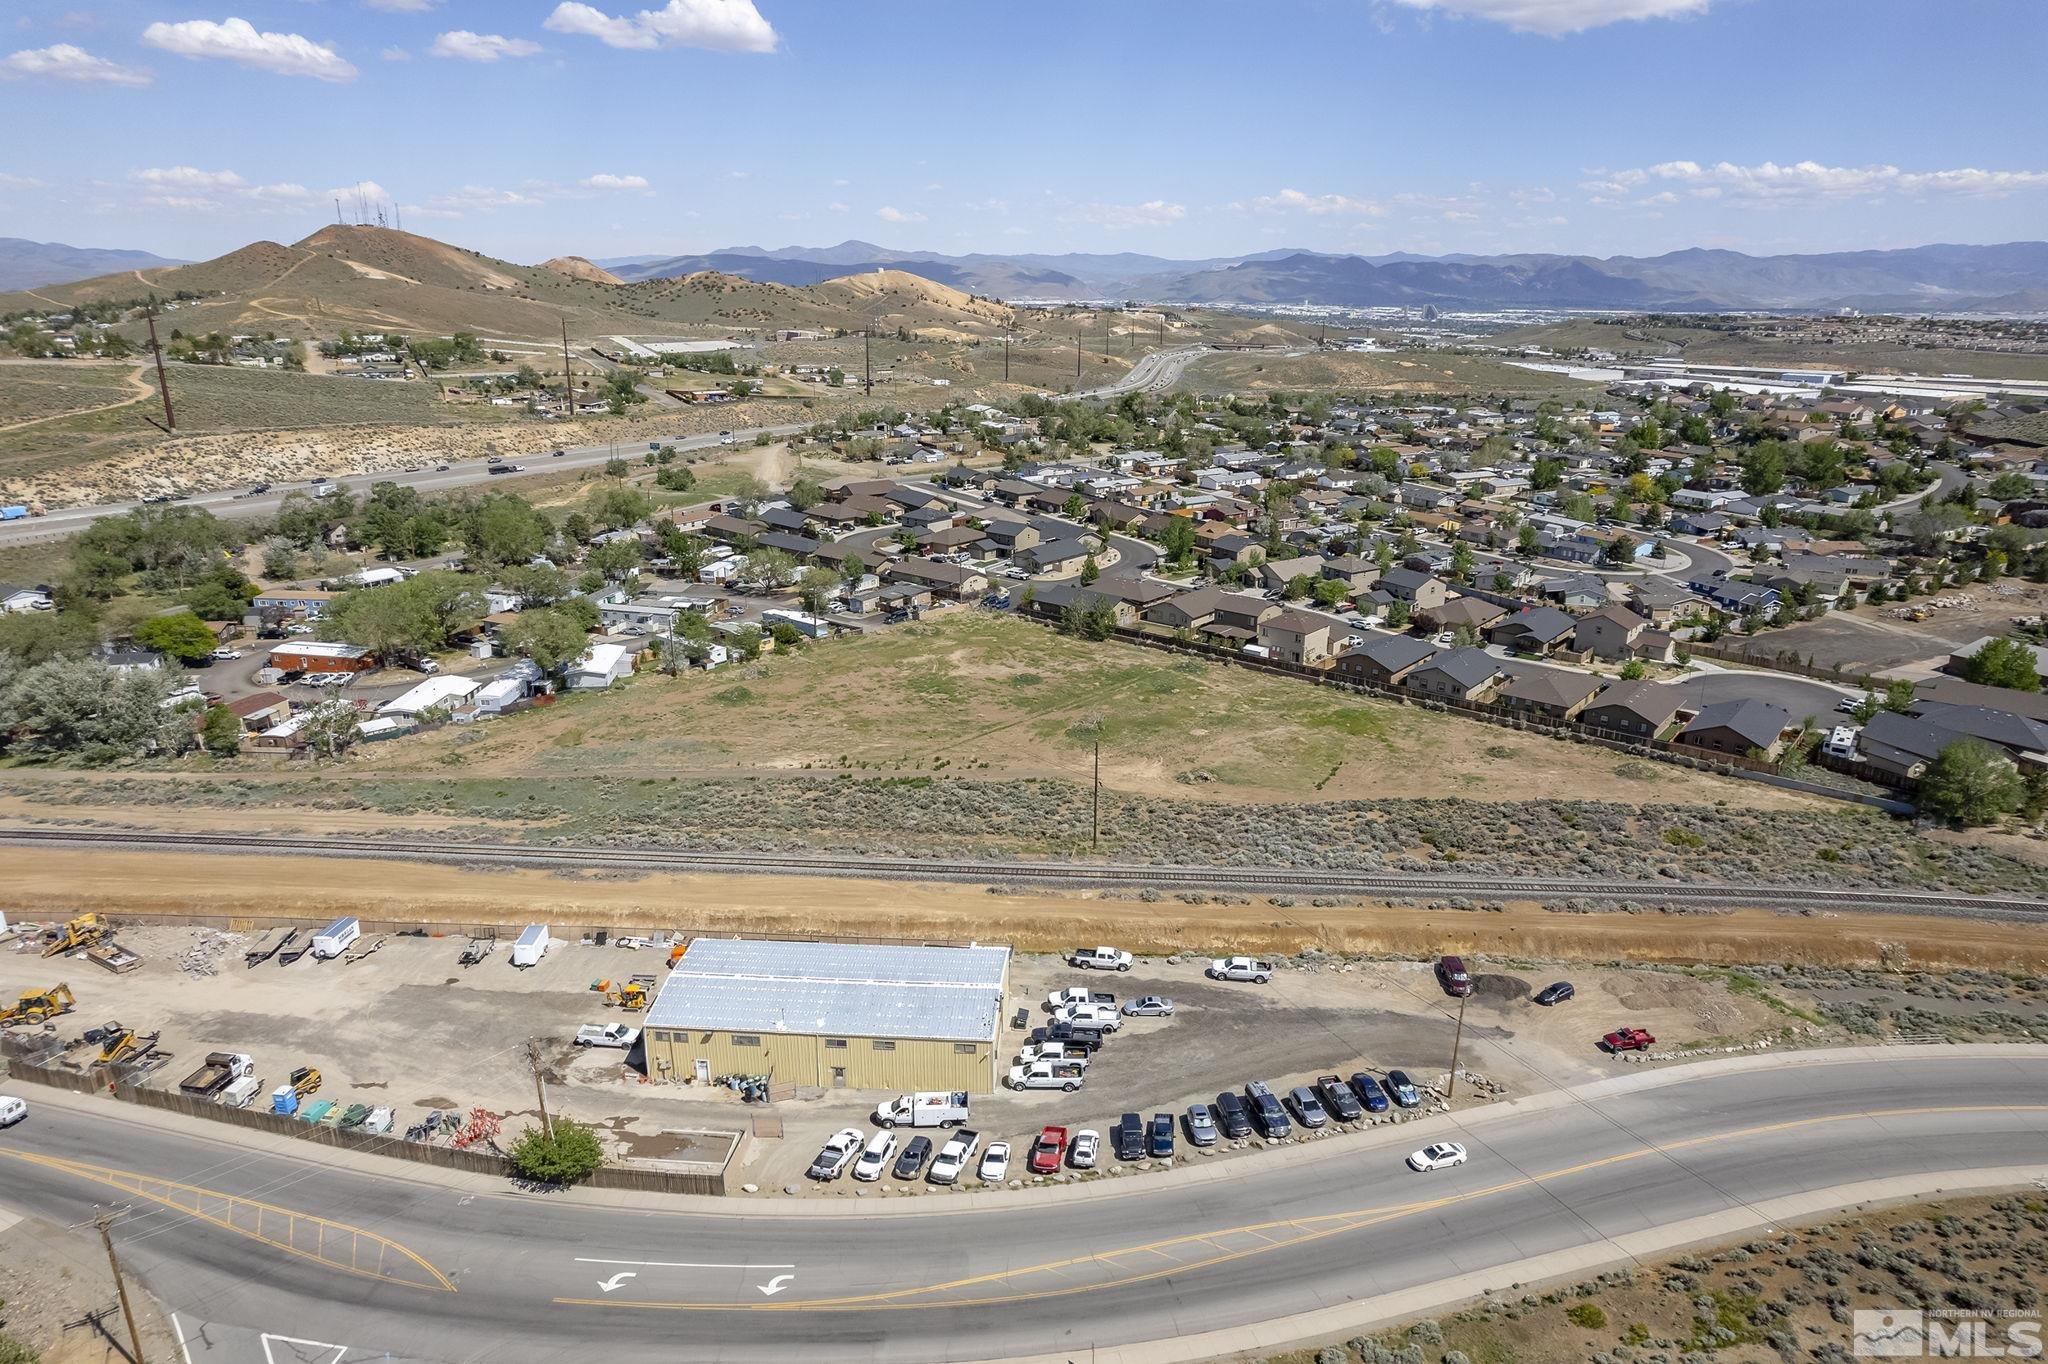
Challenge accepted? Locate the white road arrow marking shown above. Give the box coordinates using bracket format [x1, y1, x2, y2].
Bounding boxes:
[598, 1271, 638, 1293]
[756, 1274, 795, 1297]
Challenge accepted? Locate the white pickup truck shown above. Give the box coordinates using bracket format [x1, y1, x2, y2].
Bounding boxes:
[1207, 956, 1275, 984]
[1005, 1060, 1085, 1092]
[1055, 1001, 1121, 1031]
[1067, 945, 1132, 972]
[873, 1091, 971, 1129]
[574, 1023, 641, 1049]
[1047, 987, 1116, 1012]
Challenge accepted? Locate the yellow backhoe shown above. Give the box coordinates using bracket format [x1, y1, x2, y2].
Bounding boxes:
[0, 982, 75, 1028]
[41, 914, 111, 958]
[92, 1020, 160, 1067]
[598, 977, 653, 1011]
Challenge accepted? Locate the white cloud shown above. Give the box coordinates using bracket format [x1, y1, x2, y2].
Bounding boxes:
[124, 165, 329, 213]
[141, 17, 357, 82]
[1383, 0, 1714, 37]
[542, 0, 777, 54]
[580, 173, 650, 190]
[131, 166, 246, 189]
[422, 184, 546, 215]
[876, 205, 925, 223]
[381, 46, 411, 61]
[2, 43, 151, 86]
[363, 0, 439, 11]
[0, 172, 46, 190]
[827, 200, 848, 213]
[1237, 188, 1387, 218]
[429, 30, 541, 61]
[1587, 159, 2048, 204]
[1062, 199, 1188, 230]
[727, 170, 750, 180]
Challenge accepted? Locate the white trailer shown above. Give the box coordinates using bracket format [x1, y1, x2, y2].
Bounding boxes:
[872, 1091, 971, 1129]
[310, 917, 361, 960]
[511, 924, 552, 968]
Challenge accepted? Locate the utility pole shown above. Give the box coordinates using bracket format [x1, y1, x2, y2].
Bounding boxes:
[1002, 336, 1009, 382]
[144, 299, 175, 432]
[1091, 738, 1101, 853]
[94, 1211, 147, 1364]
[559, 318, 575, 419]
[525, 1038, 553, 1139]
[1074, 327, 1082, 383]
[863, 325, 873, 395]
[1446, 993, 1469, 1099]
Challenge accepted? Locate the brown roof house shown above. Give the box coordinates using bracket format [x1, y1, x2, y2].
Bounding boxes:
[1487, 606, 1579, 657]
[1580, 680, 1684, 738]
[1256, 609, 1334, 666]
[1572, 604, 1650, 662]
[1421, 595, 1507, 635]
[1498, 668, 1601, 723]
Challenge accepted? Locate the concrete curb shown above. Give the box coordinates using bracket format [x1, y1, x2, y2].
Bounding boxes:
[976, 1165, 2048, 1364]
[12, 1044, 2048, 1218]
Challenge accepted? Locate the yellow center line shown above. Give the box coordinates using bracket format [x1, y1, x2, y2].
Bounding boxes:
[550, 1103, 2048, 1314]
[0, 1149, 456, 1293]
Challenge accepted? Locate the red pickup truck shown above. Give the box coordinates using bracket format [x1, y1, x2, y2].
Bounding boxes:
[1603, 1027, 1657, 1052]
[1027, 1125, 1068, 1174]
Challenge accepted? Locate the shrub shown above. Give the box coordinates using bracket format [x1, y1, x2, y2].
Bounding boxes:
[1566, 1302, 1609, 1329]
[508, 1117, 604, 1185]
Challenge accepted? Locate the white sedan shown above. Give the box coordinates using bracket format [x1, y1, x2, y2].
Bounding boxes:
[1068, 1129, 1099, 1169]
[978, 1141, 1011, 1183]
[852, 1130, 898, 1182]
[1407, 1141, 1468, 1172]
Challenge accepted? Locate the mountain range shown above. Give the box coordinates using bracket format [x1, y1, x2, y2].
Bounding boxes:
[596, 239, 2048, 313]
[0, 238, 187, 292]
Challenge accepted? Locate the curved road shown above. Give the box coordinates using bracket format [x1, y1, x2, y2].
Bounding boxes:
[2, 1050, 2044, 1362]
[1059, 345, 1214, 402]
[0, 420, 813, 547]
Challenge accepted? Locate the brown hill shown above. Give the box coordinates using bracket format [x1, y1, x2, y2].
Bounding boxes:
[0, 226, 1014, 343]
[540, 255, 624, 286]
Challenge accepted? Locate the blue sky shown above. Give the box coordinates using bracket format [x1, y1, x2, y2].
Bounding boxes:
[3, 0, 2045, 265]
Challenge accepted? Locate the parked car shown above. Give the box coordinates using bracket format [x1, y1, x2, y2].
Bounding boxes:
[0, 1095, 24, 1127]
[807, 1127, 865, 1181]
[1068, 1128, 1099, 1169]
[1121, 996, 1174, 1017]
[1148, 1112, 1176, 1158]
[209, 648, 244, 660]
[1408, 1141, 1469, 1172]
[1184, 1104, 1218, 1146]
[1244, 1081, 1292, 1138]
[1213, 1090, 1254, 1139]
[1067, 946, 1132, 972]
[928, 1129, 980, 1184]
[1113, 1111, 1147, 1161]
[1207, 956, 1274, 984]
[852, 1130, 898, 1182]
[1435, 955, 1474, 998]
[1348, 1072, 1390, 1114]
[1047, 986, 1115, 1012]
[891, 1135, 933, 1181]
[1027, 1126, 1068, 1175]
[1286, 1085, 1330, 1129]
[1028, 1022, 1105, 1051]
[1056, 1001, 1121, 1031]
[1316, 1074, 1363, 1122]
[1385, 1070, 1423, 1108]
[1534, 981, 1576, 1007]
[977, 1141, 1011, 1183]
[1603, 1026, 1657, 1052]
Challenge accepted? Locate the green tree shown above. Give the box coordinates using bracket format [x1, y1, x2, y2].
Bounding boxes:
[500, 605, 592, 672]
[0, 656, 188, 763]
[0, 611, 101, 665]
[586, 485, 653, 532]
[508, 1117, 605, 1185]
[587, 538, 643, 582]
[1281, 573, 1310, 600]
[495, 563, 569, 607]
[1078, 553, 1100, 585]
[744, 547, 796, 589]
[1515, 523, 1541, 556]
[797, 567, 838, 615]
[787, 475, 825, 512]
[1918, 738, 2023, 826]
[1740, 441, 1787, 496]
[133, 609, 219, 662]
[1986, 471, 2034, 502]
[1449, 542, 1475, 582]
[1159, 516, 1196, 567]
[1618, 659, 1647, 681]
[1529, 457, 1563, 491]
[464, 494, 550, 566]
[326, 573, 485, 659]
[200, 704, 243, 755]
[1958, 636, 2042, 693]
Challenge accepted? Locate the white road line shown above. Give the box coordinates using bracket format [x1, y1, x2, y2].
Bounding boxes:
[573, 1257, 796, 1269]
[170, 1312, 193, 1364]
[259, 1335, 349, 1364]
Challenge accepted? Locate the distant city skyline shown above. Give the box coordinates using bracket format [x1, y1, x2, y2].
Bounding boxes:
[2, 0, 2045, 264]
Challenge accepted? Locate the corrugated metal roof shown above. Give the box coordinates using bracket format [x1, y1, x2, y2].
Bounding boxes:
[646, 940, 1009, 1043]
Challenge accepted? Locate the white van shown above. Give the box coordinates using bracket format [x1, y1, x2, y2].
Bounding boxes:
[0, 1095, 25, 1127]
[310, 916, 361, 960]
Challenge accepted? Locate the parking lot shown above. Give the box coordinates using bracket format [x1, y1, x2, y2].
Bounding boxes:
[2, 922, 1804, 1197]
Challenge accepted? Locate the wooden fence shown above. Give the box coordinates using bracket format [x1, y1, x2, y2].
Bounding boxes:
[1686, 640, 1882, 691]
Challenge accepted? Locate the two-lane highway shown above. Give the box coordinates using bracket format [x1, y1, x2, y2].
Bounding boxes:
[2, 1049, 2043, 1362]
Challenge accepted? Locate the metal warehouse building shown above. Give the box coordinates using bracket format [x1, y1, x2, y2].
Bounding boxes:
[642, 939, 1012, 1094]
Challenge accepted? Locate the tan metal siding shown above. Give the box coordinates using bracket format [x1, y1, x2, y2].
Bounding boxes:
[643, 1029, 996, 1094]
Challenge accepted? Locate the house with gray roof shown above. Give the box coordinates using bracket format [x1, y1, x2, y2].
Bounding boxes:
[1400, 646, 1504, 703]
[1674, 698, 1795, 758]
[1333, 634, 1438, 687]
[1581, 680, 1685, 738]
[1498, 668, 1602, 722]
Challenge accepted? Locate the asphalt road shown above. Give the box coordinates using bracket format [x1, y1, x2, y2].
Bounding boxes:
[0, 420, 812, 548]
[2, 1051, 2043, 1363]
[1059, 345, 1214, 402]
[1665, 667, 1853, 721]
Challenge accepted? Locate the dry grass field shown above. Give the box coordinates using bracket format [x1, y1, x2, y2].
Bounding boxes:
[1496, 317, 2048, 383]
[1186, 348, 1606, 398]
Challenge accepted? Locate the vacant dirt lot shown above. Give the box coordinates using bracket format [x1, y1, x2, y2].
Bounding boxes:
[1756, 580, 2048, 679]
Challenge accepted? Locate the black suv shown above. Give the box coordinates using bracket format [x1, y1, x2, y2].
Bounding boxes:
[1213, 1090, 1254, 1139]
[1113, 1111, 1147, 1161]
[1243, 1081, 1293, 1139]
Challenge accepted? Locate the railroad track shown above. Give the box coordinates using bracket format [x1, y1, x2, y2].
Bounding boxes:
[3, 826, 2039, 919]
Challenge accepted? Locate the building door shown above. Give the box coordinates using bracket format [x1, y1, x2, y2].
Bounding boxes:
[693, 1059, 710, 1084]
[830, 1067, 846, 1089]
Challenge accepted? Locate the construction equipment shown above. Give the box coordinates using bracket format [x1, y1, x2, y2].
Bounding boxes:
[0, 982, 75, 1028]
[87, 942, 141, 974]
[597, 975, 655, 1011]
[41, 914, 111, 958]
[284, 1065, 322, 1099]
[92, 1021, 160, 1067]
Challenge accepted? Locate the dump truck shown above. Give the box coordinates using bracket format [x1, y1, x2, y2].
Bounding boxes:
[41, 914, 111, 958]
[180, 1051, 255, 1098]
[0, 983, 75, 1028]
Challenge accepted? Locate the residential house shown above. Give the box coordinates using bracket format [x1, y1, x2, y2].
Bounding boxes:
[1537, 574, 1609, 612]
[1380, 567, 1450, 612]
[0, 584, 52, 613]
[1498, 668, 1601, 723]
[1674, 698, 1794, 758]
[1259, 554, 1326, 594]
[1628, 577, 1697, 625]
[1580, 680, 1684, 739]
[1256, 609, 1334, 666]
[226, 691, 292, 731]
[1573, 605, 1649, 662]
[1144, 585, 1225, 631]
[1015, 540, 1093, 575]
[565, 642, 635, 690]
[1211, 591, 1282, 635]
[1332, 634, 1437, 687]
[1420, 595, 1507, 635]
[1488, 606, 1579, 657]
[1400, 647, 1504, 703]
[1320, 556, 1380, 593]
[883, 558, 988, 600]
[981, 519, 1041, 556]
[252, 587, 337, 620]
[1024, 582, 1137, 630]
